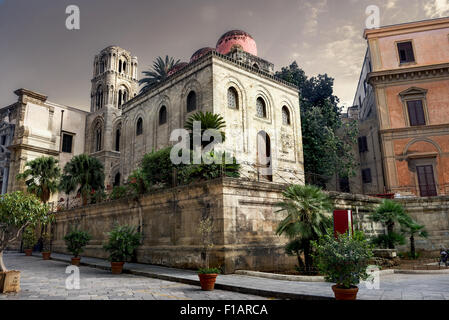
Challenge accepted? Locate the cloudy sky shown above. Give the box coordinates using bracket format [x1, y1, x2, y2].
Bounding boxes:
[0, 0, 448, 111]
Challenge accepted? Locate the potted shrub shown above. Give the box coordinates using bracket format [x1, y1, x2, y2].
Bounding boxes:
[22, 226, 36, 256]
[197, 216, 220, 291]
[103, 225, 141, 274]
[0, 192, 50, 293]
[41, 229, 52, 260]
[64, 229, 92, 266]
[313, 231, 373, 300]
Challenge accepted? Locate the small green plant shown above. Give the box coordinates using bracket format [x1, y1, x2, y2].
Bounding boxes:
[109, 186, 129, 200]
[198, 267, 221, 275]
[22, 226, 37, 250]
[127, 168, 150, 197]
[198, 216, 214, 271]
[312, 231, 373, 289]
[371, 232, 406, 249]
[41, 230, 52, 252]
[103, 225, 142, 262]
[64, 229, 92, 258]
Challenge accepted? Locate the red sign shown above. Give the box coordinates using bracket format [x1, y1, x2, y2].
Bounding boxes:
[333, 210, 353, 238]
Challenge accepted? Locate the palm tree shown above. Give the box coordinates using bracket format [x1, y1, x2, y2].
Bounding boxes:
[16, 156, 61, 204]
[276, 185, 333, 273]
[370, 200, 411, 249]
[185, 111, 226, 149]
[401, 220, 428, 259]
[60, 154, 105, 206]
[139, 55, 181, 93]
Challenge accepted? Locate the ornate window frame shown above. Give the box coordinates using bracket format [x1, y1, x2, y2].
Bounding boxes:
[399, 87, 429, 127]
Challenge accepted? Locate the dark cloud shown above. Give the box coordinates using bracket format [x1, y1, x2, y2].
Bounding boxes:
[0, 0, 443, 109]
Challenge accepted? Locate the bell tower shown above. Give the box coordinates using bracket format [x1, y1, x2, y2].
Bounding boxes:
[86, 46, 139, 187]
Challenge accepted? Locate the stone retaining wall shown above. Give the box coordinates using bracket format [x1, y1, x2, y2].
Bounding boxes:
[50, 178, 448, 273]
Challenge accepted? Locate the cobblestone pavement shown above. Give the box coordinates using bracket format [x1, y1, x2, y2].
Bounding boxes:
[0, 253, 269, 300]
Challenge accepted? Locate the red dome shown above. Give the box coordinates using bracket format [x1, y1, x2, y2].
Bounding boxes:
[190, 47, 215, 63]
[216, 30, 257, 56]
[167, 62, 188, 76]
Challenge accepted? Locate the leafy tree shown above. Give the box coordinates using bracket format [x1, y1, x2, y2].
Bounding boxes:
[16, 156, 61, 203]
[60, 154, 105, 206]
[370, 200, 412, 249]
[276, 62, 358, 185]
[185, 111, 226, 149]
[139, 55, 181, 93]
[275, 185, 333, 273]
[401, 220, 428, 259]
[0, 192, 51, 271]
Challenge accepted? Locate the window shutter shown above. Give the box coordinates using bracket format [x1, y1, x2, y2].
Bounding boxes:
[407, 100, 425, 126]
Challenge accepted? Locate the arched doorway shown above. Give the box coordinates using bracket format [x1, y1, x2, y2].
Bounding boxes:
[257, 131, 273, 182]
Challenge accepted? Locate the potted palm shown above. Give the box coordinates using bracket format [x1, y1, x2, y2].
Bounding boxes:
[64, 229, 91, 266]
[197, 216, 220, 291]
[313, 231, 373, 300]
[22, 226, 36, 256]
[103, 225, 141, 274]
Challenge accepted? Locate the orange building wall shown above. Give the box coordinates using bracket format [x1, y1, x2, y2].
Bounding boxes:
[385, 80, 449, 129]
[376, 28, 449, 71]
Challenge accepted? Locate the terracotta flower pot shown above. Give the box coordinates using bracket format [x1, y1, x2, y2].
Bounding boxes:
[198, 274, 218, 291]
[111, 262, 125, 274]
[24, 249, 33, 256]
[332, 285, 359, 300]
[42, 252, 51, 260]
[71, 257, 81, 266]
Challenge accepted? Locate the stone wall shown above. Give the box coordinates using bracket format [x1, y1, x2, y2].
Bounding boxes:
[51, 178, 387, 274]
[397, 196, 449, 253]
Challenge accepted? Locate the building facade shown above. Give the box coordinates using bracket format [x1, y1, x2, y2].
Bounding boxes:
[352, 17, 449, 197]
[0, 89, 88, 202]
[0, 30, 304, 197]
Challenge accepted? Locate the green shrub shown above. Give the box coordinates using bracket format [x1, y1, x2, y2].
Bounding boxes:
[103, 225, 142, 262]
[179, 152, 240, 184]
[312, 231, 373, 289]
[64, 229, 91, 257]
[109, 186, 129, 200]
[198, 267, 221, 275]
[371, 232, 405, 249]
[42, 230, 52, 252]
[127, 168, 150, 197]
[22, 226, 37, 250]
[141, 147, 178, 187]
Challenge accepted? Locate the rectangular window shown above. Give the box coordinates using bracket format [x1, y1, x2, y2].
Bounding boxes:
[397, 42, 415, 64]
[62, 133, 74, 153]
[358, 136, 368, 153]
[1, 135, 6, 145]
[407, 100, 426, 126]
[416, 165, 437, 197]
[358, 96, 362, 108]
[362, 168, 372, 184]
[339, 177, 350, 193]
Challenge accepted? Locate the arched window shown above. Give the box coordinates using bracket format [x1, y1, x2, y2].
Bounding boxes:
[118, 60, 122, 73]
[227, 87, 238, 109]
[118, 89, 128, 108]
[96, 87, 103, 110]
[159, 106, 167, 125]
[256, 98, 267, 118]
[136, 118, 143, 136]
[118, 90, 122, 108]
[95, 125, 102, 152]
[187, 91, 197, 113]
[282, 106, 291, 125]
[115, 128, 121, 152]
[253, 63, 259, 70]
[123, 61, 127, 73]
[113, 173, 121, 187]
